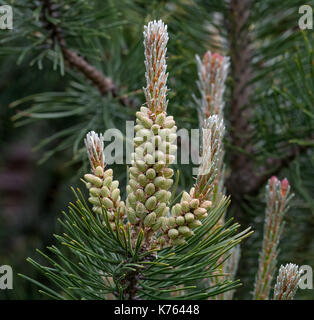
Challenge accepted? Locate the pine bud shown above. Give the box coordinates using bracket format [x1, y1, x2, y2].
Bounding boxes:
[94, 166, 104, 177]
[140, 106, 149, 114]
[145, 183, 155, 196]
[135, 189, 145, 202]
[103, 176, 113, 187]
[111, 189, 120, 202]
[88, 197, 101, 206]
[103, 169, 113, 178]
[160, 216, 168, 229]
[142, 117, 154, 129]
[118, 202, 125, 215]
[154, 176, 166, 188]
[90, 187, 102, 197]
[152, 217, 163, 231]
[146, 168, 156, 180]
[128, 192, 137, 204]
[190, 199, 199, 209]
[155, 202, 167, 216]
[156, 113, 165, 126]
[176, 216, 185, 226]
[136, 202, 146, 215]
[129, 166, 140, 177]
[129, 179, 138, 190]
[165, 154, 175, 164]
[144, 212, 156, 227]
[164, 191, 171, 202]
[181, 201, 190, 212]
[155, 190, 167, 201]
[92, 206, 102, 215]
[168, 229, 179, 239]
[194, 207, 207, 216]
[126, 185, 133, 194]
[163, 178, 173, 190]
[181, 191, 191, 202]
[136, 160, 147, 172]
[151, 124, 160, 134]
[168, 216, 176, 227]
[144, 154, 155, 165]
[163, 168, 174, 178]
[102, 198, 114, 209]
[184, 213, 195, 223]
[200, 200, 212, 209]
[164, 119, 175, 128]
[161, 206, 169, 217]
[171, 203, 182, 216]
[145, 196, 157, 211]
[178, 226, 191, 236]
[136, 112, 153, 128]
[84, 174, 103, 188]
[153, 161, 165, 172]
[127, 208, 137, 224]
[138, 174, 148, 187]
[111, 180, 119, 190]
[134, 124, 143, 132]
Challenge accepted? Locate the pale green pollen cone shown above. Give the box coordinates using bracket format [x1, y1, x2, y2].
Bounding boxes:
[84, 166, 125, 231]
[126, 106, 177, 235]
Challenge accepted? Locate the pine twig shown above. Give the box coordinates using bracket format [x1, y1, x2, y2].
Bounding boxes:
[194, 50, 229, 199]
[253, 176, 293, 300]
[273, 263, 302, 300]
[39, 0, 136, 108]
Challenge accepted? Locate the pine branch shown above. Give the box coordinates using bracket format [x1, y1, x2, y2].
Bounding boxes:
[20, 19, 253, 300]
[225, 0, 256, 200]
[194, 51, 229, 199]
[39, 0, 136, 108]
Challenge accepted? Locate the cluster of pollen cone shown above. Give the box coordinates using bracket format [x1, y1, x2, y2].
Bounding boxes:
[83, 131, 125, 231]
[126, 106, 177, 234]
[82, 19, 228, 248]
[163, 189, 212, 245]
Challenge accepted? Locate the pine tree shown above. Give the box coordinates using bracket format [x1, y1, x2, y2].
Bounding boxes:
[0, 0, 312, 300]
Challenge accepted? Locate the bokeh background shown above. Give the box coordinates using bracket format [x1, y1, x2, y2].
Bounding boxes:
[0, 0, 313, 299]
